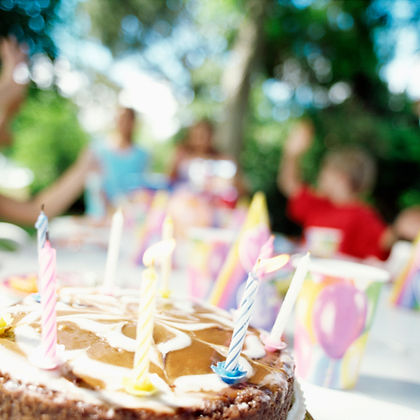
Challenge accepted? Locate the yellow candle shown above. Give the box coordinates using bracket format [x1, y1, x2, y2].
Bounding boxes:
[123, 266, 158, 396]
[0, 313, 11, 336]
[161, 216, 174, 298]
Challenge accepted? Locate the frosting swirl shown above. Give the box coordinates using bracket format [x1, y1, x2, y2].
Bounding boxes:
[0, 288, 294, 413]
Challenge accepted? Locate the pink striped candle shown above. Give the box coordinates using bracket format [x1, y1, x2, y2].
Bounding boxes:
[31, 240, 60, 369]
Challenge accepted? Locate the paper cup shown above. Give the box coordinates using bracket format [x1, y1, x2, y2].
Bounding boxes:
[294, 258, 389, 389]
[187, 228, 234, 300]
[236, 278, 283, 330]
[304, 227, 342, 257]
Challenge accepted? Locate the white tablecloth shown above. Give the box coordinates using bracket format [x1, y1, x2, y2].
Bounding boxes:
[0, 243, 419, 420]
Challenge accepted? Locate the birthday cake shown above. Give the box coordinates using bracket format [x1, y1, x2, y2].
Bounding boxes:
[0, 288, 301, 419]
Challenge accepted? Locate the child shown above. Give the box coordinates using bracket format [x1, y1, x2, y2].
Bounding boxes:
[91, 107, 149, 205]
[277, 120, 394, 260]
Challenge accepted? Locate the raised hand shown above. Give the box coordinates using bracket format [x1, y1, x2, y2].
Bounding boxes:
[0, 36, 28, 83]
[0, 36, 29, 145]
[283, 120, 314, 157]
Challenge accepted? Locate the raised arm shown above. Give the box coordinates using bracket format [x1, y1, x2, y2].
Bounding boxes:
[277, 120, 314, 197]
[0, 37, 28, 145]
[0, 148, 96, 225]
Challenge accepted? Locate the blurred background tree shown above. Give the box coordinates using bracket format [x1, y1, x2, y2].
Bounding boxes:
[0, 0, 419, 229]
[0, 0, 87, 204]
[10, 88, 88, 194]
[82, 0, 420, 230]
[0, 0, 61, 58]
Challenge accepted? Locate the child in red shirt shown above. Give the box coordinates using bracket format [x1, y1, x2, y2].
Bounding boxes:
[277, 120, 393, 260]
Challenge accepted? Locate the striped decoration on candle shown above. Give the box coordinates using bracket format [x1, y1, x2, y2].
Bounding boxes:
[35, 208, 49, 251]
[123, 267, 158, 396]
[224, 271, 259, 371]
[38, 241, 59, 369]
[212, 237, 289, 384]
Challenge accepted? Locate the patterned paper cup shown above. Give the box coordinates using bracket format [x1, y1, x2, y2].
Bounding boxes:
[304, 227, 342, 258]
[294, 258, 389, 389]
[187, 228, 234, 300]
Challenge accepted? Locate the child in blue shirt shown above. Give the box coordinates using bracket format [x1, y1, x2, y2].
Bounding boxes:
[86, 107, 149, 216]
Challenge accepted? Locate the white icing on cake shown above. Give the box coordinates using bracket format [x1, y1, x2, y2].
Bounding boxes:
[0, 287, 294, 413]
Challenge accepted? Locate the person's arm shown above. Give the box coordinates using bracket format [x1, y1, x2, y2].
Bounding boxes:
[377, 206, 420, 255]
[0, 148, 95, 225]
[355, 209, 394, 260]
[393, 206, 420, 242]
[168, 145, 186, 182]
[379, 227, 397, 252]
[0, 37, 28, 145]
[277, 120, 314, 197]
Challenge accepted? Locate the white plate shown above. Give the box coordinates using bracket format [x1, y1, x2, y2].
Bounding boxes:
[288, 380, 307, 420]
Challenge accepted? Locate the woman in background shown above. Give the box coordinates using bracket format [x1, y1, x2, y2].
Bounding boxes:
[170, 119, 219, 183]
[169, 119, 247, 202]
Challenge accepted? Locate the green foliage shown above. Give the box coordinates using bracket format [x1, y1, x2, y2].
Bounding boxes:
[0, 0, 62, 57]
[0, 238, 19, 252]
[242, 90, 420, 229]
[237, 1, 420, 229]
[8, 88, 87, 194]
[82, 0, 186, 55]
[3, 0, 420, 230]
[308, 98, 420, 220]
[241, 78, 287, 191]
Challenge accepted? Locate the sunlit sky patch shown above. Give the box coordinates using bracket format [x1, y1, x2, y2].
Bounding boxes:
[46, 0, 420, 140]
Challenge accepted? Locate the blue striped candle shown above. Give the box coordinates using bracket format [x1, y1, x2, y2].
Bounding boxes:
[212, 236, 287, 385]
[211, 270, 260, 384]
[35, 208, 49, 251]
[224, 270, 259, 371]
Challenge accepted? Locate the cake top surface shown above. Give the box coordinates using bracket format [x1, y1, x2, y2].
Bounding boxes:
[0, 287, 293, 413]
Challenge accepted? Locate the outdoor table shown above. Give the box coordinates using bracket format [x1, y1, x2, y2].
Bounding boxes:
[0, 242, 419, 420]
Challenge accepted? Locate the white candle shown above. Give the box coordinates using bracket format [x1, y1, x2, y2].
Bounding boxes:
[268, 252, 310, 343]
[103, 208, 124, 290]
[161, 216, 174, 297]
